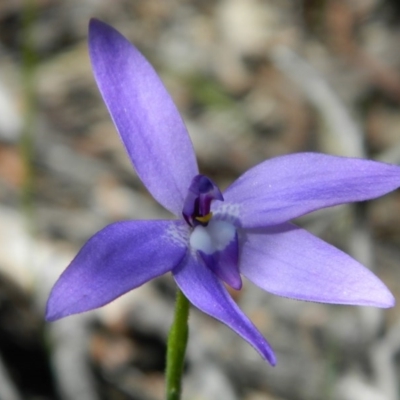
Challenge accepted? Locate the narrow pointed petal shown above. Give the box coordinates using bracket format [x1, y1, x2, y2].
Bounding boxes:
[220, 153, 400, 228]
[88, 19, 198, 215]
[240, 223, 395, 307]
[46, 220, 188, 321]
[173, 255, 276, 365]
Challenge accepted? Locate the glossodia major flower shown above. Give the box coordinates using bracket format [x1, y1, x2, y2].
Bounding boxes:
[46, 19, 399, 366]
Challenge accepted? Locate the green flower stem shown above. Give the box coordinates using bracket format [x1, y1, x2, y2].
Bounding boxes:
[166, 289, 190, 400]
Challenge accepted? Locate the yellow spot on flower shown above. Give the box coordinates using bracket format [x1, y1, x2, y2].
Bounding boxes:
[195, 212, 213, 224]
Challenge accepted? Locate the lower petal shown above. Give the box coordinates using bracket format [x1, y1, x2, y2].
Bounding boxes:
[240, 223, 394, 307]
[190, 220, 241, 289]
[173, 254, 276, 365]
[46, 220, 188, 321]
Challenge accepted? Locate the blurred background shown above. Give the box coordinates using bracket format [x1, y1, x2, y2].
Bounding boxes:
[1, 0, 400, 399]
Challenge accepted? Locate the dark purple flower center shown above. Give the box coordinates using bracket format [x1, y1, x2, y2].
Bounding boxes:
[182, 175, 223, 227]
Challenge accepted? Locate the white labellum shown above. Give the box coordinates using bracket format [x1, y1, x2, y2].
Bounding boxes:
[190, 220, 236, 255]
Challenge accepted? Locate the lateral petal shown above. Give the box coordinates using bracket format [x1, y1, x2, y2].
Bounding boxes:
[240, 223, 395, 307]
[220, 153, 400, 228]
[88, 19, 198, 215]
[173, 255, 276, 365]
[46, 220, 188, 321]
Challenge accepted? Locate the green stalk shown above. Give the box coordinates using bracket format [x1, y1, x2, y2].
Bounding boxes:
[20, 0, 37, 232]
[165, 289, 190, 400]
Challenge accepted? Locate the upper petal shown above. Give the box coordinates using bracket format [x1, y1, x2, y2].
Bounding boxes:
[173, 254, 276, 365]
[220, 153, 400, 228]
[240, 223, 394, 307]
[88, 19, 198, 215]
[46, 220, 188, 321]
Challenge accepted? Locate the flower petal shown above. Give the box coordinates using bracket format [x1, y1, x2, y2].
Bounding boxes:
[46, 220, 188, 321]
[173, 254, 276, 365]
[88, 19, 198, 215]
[190, 220, 242, 289]
[240, 223, 395, 307]
[220, 153, 400, 228]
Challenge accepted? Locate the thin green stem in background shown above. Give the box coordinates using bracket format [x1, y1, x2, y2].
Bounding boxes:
[166, 289, 190, 400]
[20, 0, 37, 231]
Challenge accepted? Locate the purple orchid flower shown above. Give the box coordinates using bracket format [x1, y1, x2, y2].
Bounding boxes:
[46, 19, 400, 366]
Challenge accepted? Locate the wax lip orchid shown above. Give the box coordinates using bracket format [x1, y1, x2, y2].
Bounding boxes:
[46, 19, 400, 366]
